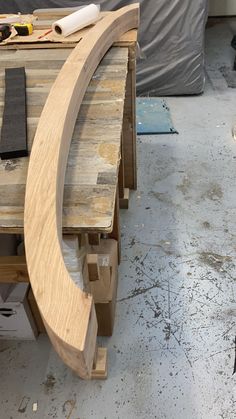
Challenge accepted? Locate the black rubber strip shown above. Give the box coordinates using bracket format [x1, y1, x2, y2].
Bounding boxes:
[0, 67, 28, 160]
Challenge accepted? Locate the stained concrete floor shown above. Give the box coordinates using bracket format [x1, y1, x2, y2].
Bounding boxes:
[1, 19, 236, 419]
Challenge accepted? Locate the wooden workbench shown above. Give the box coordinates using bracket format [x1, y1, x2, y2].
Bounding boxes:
[0, 22, 137, 340]
[0, 32, 137, 235]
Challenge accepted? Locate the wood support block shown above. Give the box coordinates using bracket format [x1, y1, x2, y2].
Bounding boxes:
[87, 254, 100, 282]
[0, 256, 29, 283]
[118, 133, 125, 199]
[27, 288, 46, 333]
[88, 239, 118, 336]
[88, 233, 101, 246]
[110, 187, 121, 263]
[91, 347, 108, 379]
[119, 188, 130, 209]
[123, 58, 137, 190]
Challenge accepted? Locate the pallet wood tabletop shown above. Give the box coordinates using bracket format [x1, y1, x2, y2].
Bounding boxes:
[0, 46, 129, 234]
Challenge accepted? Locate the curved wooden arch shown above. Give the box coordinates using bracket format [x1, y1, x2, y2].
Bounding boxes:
[24, 4, 139, 379]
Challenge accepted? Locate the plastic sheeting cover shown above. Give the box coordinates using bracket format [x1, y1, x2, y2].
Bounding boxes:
[0, 0, 208, 95]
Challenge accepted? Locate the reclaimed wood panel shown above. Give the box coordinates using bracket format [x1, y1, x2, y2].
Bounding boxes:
[0, 46, 128, 233]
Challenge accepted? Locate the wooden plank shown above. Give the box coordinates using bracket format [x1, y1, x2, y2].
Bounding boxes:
[28, 288, 46, 333]
[0, 87, 50, 119]
[32, 7, 136, 44]
[0, 69, 59, 88]
[24, 4, 139, 379]
[0, 16, 125, 48]
[0, 33, 137, 50]
[33, 6, 82, 19]
[0, 46, 129, 233]
[88, 234, 101, 246]
[119, 187, 130, 209]
[0, 255, 28, 283]
[0, 68, 28, 159]
[87, 254, 100, 282]
[118, 133, 125, 200]
[110, 187, 121, 263]
[1, 8, 136, 51]
[91, 347, 108, 379]
[123, 47, 137, 189]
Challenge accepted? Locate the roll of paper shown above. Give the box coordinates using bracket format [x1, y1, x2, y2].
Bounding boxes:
[52, 4, 100, 37]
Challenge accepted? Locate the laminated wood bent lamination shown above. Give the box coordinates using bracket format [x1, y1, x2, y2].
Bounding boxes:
[24, 4, 139, 379]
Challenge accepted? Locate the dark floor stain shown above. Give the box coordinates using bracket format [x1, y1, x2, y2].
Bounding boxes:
[199, 252, 232, 272]
[18, 396, 30, 413]
[138, 240, 174, 256]
[43, 373, 56, 394]
[202, 221, 211, 229]
[233, 337, 236, 375]
[163, 323, 171, 341]
[128, 237, 136, 247]
[118, 281, 160, 302]
[201, 184, 223, 201]
[149, 191, 172, 204]
[220, 65, 236, 88]
[176, 176, 191, 194]
[62, 399, 76, 418]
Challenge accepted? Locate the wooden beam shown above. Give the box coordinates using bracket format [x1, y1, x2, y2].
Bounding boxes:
[123, 47, 137, 189]
[0, 256, 29, 283]
[24, 4, 139, 379]
[87, 254, 100, 282]
[119, 187, 130, 209]
[88, 234, 101, 246]
[33, 7, 82, 19]
[110, 187, 121, 263]
[91, 347, 107, 379]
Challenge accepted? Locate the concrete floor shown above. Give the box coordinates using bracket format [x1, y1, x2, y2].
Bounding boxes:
[1, 19, 236, 419]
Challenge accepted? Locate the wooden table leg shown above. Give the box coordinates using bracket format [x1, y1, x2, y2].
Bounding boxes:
[119, 132, 130, 209]
[122, 43, 137, 190]
[110, 186, 121, 263]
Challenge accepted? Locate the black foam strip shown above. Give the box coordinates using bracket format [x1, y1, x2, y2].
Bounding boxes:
[0, 67, 28, 160]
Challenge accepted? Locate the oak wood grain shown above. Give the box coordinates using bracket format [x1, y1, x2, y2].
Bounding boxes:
[24, 4, 139, 379]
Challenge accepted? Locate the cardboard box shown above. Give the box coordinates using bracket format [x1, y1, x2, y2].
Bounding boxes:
[0, 283, 37, 340]
[0, 284, 14, 303]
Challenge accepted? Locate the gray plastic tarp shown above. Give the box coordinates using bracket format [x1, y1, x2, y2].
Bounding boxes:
[0, 1, 208, 95]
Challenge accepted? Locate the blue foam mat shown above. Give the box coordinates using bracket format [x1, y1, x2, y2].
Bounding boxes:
[136, 98, 178, 135]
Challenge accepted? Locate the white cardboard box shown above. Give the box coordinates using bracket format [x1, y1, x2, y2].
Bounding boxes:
[0, 283, 37, 340]
[0, 284, 14, 303]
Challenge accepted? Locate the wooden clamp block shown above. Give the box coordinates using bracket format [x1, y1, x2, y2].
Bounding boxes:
[86, 239, 118, 336]
[28, 288, 46, 334]
[0, 256, 29, 283]
[87, 254, 100, 282]
[91, 347, 108, 379]
[119, 187, 130, 209]
[88, 233, 101, 246]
